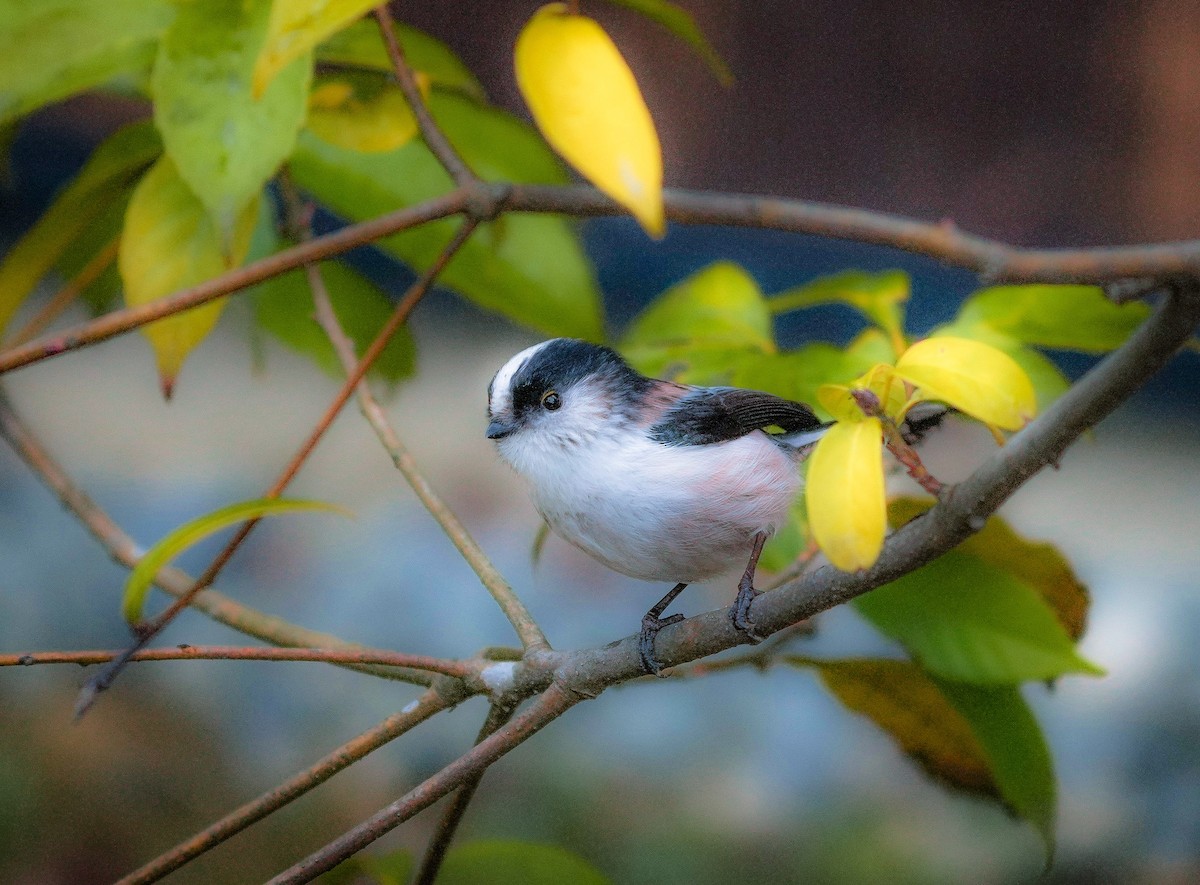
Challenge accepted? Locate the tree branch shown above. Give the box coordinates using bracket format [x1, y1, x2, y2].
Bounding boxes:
[0, 189, 469, 376]
[373, 5, 476, 187]
[116, 688, 458, 885]
[501, 184, 1200, 283]
[0, 646, 470, 677]
[301, 217, 550, 650]
[0, 390, 435, 685]
[265, 683, 582, 884]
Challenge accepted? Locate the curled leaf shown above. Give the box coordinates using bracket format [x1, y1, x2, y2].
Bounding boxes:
[894, 336, 1036, 431]
[806, 418, 886, 571]
[515, 3, 664, 237]
[122, 497, 350, 624]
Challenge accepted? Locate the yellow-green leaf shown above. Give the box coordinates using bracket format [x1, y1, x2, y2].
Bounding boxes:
[122, 497, 350, 624]
[253, 0, 378, 97]
[0, 120, 161, 335]
[307, 71, 419, 152]
[894, 336, 1036, 431]
[806, 418, 886, 571]
[769, 270, 910, 348]
[515, 3, 664, 237]
[119, 157, 259, 396]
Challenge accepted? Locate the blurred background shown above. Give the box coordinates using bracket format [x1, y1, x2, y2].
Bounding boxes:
[2, 2, 1199, 883]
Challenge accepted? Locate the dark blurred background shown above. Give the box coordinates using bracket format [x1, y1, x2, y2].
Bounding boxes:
[2, 2, 1199, 883]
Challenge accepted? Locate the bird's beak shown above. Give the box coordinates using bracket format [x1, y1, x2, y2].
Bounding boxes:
[487, 419, 518, 440]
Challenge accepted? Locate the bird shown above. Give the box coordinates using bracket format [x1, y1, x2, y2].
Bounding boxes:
[485, 337, 832, 674]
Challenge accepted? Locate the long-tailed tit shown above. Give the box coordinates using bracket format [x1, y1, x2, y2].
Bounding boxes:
[486, 338, 831, 674]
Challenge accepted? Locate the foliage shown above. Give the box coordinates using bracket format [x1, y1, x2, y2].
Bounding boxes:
[0, 1, 1186, 881]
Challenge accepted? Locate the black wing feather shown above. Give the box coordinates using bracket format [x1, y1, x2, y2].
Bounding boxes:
[649, 387, 823, 446]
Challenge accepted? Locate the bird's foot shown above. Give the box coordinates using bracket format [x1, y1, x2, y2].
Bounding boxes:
[730, 580, 767, 644]
[639, 611, 685, 676]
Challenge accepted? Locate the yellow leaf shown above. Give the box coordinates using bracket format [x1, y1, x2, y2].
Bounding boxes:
[818, 364, 907, 423]
[253, 0, 379, 98]
[515, 3, 664, 237]
[307, 71, 421, 152]
[119, 158, 259, 397]
[806, 418, 886, 571]
[894, 336, 1036, 431]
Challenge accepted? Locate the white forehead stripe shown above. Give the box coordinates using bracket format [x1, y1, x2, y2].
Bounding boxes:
[488, 340, 554, 415]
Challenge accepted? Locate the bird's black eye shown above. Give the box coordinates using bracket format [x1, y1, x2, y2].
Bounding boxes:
[541, 390, 562, 411]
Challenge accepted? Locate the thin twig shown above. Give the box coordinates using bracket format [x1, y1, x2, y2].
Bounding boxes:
[115, 688, 457, 885]
[0, 189, 469, 376]
[500, 184, 1200, 283]
[373, 5, 476, 186]
[6, 235, 120, 347]
[0, 390, 431, 685]
[413, 702, 517, 885]
[0, 646, 471, 677]
[294, 202, 549, 651]
[265, 683, 582, 884]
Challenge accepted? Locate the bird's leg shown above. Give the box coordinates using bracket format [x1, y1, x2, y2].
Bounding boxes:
[639, 582, 688, 676]
[730, 531, 768, 642]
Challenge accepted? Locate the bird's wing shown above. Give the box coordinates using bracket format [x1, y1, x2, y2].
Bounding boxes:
[649, 386, 824, 446]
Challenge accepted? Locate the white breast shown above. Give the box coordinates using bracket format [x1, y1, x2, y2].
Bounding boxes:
[499, 427, 800, 583]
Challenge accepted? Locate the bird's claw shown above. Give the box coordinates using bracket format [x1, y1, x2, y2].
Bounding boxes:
[639, 612, 685, 676]
[730, 583, 766, 644]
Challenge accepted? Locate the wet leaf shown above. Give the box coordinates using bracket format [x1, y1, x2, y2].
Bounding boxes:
[601, 0, 732, 85]
[854, 552, 1103, 683]
[957, 284, 1149, 353]
[806, 418, 886, 571]
[123, 497, 350, 624]
[119, 157, 259, 396]
[289, 91, 602, 340]
[0, 120, 161, 334]
[252, 0, 378, 97]
[307, 71, 419, 153]
[0, 0, 172, 126]
[515, 3, 664, 236]
[894, 336, 1036, 430]
[152, 0, 312, 242]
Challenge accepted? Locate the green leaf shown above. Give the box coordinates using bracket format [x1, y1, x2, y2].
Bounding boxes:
[937, 680, 1057, 859]
[119, 157, 260, 396]
[620, 261, 773, 378]
[290, 91, 603, 340]
[726, 343, 877, 418]
[889, 499, 1091, 641]
[152, 0, 313, 241]
[0, 0, 173, 126]
[601, 0, 732, 86]
[769, 270, 910, 344]
[956, 284, 1150, 353]
[252, 260, 416, 382]
[316, 19, 485, 100]
[54, 197, 129, 315]
[854, 552, 1103, 683]
[438, 841, 610, 885]
[0, 120, 161, 334]
[123, 497, 350, 624]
